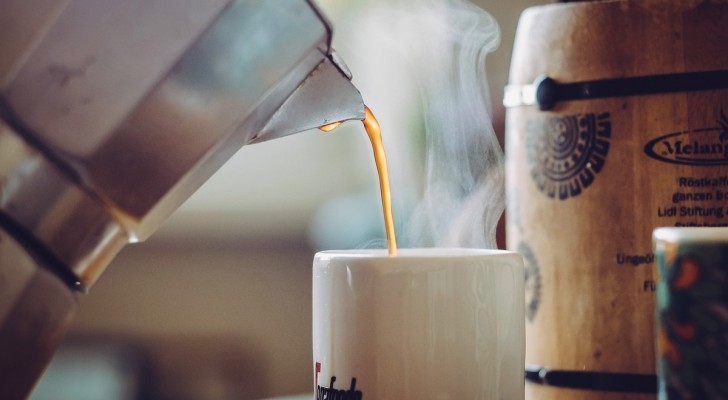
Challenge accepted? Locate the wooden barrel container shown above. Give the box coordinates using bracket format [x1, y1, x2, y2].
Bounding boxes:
[504, 2, 728, 399]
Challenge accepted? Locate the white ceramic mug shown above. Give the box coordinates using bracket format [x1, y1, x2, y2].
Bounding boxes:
[312, 248, 525, 399]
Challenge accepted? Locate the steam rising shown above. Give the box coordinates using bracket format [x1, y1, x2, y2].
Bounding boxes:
[310, 0, 503, 251]
[392, 0, 503, 249]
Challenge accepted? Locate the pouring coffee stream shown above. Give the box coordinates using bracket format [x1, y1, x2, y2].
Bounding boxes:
[320, 106, 398, 256]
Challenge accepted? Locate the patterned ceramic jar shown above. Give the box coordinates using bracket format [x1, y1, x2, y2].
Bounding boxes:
[653, 227, 728, 400]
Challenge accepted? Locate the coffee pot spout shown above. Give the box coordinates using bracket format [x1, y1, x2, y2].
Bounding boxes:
[254, 52, 365, 143]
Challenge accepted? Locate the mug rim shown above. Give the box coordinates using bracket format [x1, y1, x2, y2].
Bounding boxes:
[315, 247, 518, 259]
[653, 227, 728, 243]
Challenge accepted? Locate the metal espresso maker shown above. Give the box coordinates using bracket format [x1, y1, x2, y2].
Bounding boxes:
[0, 0, 364, 398]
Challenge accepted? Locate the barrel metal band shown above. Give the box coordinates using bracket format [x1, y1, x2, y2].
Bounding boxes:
[525, 364, 657, 394]
[504, 70, 728, 111]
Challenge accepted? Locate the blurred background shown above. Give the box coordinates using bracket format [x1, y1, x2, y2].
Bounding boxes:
[30, 0, 545, 399]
